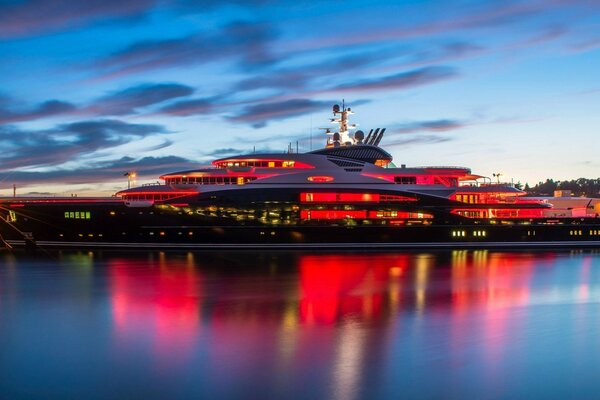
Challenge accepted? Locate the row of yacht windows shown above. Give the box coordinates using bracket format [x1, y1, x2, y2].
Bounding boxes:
[394, 176, 417, 184]
[64, 211, 91, 219]
[455, 194, 480, 203]
[165, 176, 258, 185]
[123, 193, 191, 201]
[393, 176, 460, 186]
[215, 161, 296, 168]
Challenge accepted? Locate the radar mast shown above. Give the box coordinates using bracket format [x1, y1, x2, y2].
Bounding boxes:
[322, 102, 383, 148]
[326, 101, 357, 147]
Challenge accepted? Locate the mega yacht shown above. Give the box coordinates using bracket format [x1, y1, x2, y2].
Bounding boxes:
[1, 104, 599, 249]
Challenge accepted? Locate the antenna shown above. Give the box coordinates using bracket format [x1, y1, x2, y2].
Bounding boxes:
[368, 128, 380, 145]
[373, 128, 386, 146]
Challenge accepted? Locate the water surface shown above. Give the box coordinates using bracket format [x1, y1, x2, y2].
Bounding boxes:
[1, 250, 600, 399]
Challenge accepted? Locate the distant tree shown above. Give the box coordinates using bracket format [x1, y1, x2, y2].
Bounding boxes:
[525, 177, 600, 197]
[514, 181, 523, 190]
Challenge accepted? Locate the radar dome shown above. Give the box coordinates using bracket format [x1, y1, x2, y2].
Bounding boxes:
[333, 104, 340, 113]
[355, 130, 364, 142]
[333, 132, 341, 141]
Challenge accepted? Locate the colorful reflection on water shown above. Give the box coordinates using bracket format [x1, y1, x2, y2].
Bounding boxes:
[1, 250, 600, 399]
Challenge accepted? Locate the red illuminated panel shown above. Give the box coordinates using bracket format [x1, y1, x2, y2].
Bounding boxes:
[452, 208, 545, 219]
[300, 192, 416, 203]
[301, 192, 377, 202]
[300, 210, 367, 220]
[2, 199, 122, 204]
[120, 191, 196, 197]
[493, 209, 545, 218]
[307, 176, 334, 183]
[380, 194, 417, 202]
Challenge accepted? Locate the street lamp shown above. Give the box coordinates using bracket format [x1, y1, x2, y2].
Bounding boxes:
[124, 172, 136, 189]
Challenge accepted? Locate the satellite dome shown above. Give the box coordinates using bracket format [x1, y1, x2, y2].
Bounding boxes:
[333, 104, 340, 113]
[333, 132, 341, 141]
[355, 130, 364, 141]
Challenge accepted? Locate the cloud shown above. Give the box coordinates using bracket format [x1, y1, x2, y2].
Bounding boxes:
[205, 148, 245, 157]
[385, 135, 453, 148]
[382, 118, 469, 147]
[403, 42, 485, 68]
[173, 0, 275, 12]
[229, 99, 331, 128]
[88, 83, 195, 115]
[328, 66, 458, 92]
[0, 0, 156, 39]
[156, 97, 219, 116]
[329, 66, 458, 93]
[0, 99, 77, 124]
[0, 82, 195, 123]
[0, 119, 169, 171]
[289, 0, 596, 54]
[235, 52, 384, 92]
[391, 119, 467, 134]
[3, 155, 198, 187]
[95, 20, 278, 79]
[570, 36, 600, 52]
[508, 25, 568, 48]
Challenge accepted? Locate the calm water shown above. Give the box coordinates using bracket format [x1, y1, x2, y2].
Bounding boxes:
[1, 249, 600, 399]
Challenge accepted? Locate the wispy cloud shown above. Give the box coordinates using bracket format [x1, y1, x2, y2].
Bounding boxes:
[156, 97, 219, 116]
[390, 119, 467, 134]
[95, 20, 278, 79]
[385, 135, 453, 148]
[87, 83, 195, 115]
[0, 83, 196, 123]
[0, 0, 156, 39]
[5, 155, 198, 187]
[235, 51, 385, 93]
[205, 148, 245, 157]
[289, 0, 597, 54]
[0, 119, 169, 171]
[0, 99, 76, 124]
[329, 66, 458, 93]
[229, 99, 331, 128]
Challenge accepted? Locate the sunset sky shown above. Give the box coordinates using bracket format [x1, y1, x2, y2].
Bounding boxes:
[1, 0, 599, 196]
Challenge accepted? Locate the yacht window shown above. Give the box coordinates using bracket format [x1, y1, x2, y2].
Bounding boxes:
[394, 176, 417, 184]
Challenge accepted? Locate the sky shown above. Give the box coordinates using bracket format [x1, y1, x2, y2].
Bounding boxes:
[1, 0, 599, 196]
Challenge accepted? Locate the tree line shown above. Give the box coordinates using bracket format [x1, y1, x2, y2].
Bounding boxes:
[522, 178, 600, 197]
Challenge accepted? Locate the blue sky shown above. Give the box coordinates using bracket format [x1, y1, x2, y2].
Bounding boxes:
[1, 0, 599, 195]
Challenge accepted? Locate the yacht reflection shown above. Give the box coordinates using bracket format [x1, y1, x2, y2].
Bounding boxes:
[109, 253, 202, 365]
[104, 250, 575, 387]
[299, 254, 410, 324]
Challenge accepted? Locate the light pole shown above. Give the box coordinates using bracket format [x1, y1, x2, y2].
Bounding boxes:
[124, 172, 136, 189]
[493, 173, 502, 184]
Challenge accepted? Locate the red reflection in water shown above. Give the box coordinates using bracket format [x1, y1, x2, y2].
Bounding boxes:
[449, 251, 546, 374]
[109, 255, 202, 366]
[450, 251, 544, 311]
[299, 254, 410, 324]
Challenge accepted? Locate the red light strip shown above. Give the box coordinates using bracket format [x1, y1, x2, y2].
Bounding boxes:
[2, 199, 123, 204]
[307, 176, 334, 183]
[300, 192, 416, 203]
